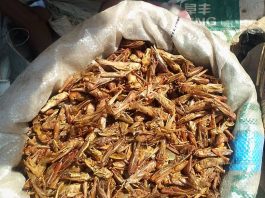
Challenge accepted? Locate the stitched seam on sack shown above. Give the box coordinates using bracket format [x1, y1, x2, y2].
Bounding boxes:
[170, 16, 180, 38]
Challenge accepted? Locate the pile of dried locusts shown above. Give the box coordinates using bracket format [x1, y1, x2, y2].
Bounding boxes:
[23, 40, 236, 198]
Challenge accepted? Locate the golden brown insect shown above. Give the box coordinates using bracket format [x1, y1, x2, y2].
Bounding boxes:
[23, 39, 235, 198]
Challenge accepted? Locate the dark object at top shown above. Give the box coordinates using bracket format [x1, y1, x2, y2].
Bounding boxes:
[237, 28, 265, 62]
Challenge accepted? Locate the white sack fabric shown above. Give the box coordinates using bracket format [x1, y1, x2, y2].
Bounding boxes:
[0, 1, 263, 197]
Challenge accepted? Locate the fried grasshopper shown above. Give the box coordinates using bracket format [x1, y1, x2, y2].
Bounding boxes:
[23, 39, 235, 198]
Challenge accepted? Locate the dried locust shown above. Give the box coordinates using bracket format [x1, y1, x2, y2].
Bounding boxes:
[23, 39, 235, 198]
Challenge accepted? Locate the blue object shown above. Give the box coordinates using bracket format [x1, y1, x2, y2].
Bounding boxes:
[230, 130, 264, 172]
[29, 0, 45, 8]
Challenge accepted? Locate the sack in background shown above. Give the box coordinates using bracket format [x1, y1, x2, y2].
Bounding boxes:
[150, 0, 265, 43]
[46, 0, 103, 36]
